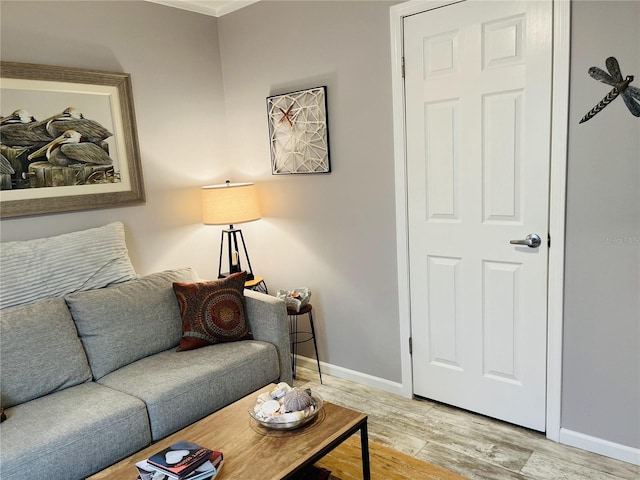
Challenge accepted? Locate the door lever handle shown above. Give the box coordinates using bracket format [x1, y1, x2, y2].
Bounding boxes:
[510, 233, 541, 248]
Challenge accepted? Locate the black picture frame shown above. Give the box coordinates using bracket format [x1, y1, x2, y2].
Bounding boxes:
[267, 86, 331, 175]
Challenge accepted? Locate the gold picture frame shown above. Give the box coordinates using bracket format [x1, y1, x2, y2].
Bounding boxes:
[0, 61, 145, 218]
[267, 86, 331, 175]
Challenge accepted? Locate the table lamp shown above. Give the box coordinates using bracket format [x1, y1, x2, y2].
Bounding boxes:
[202, 180, 261, 280]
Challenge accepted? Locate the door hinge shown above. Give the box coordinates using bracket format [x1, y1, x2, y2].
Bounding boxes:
[409, 336, 412, 355]
[548, 234, 551, 248]
[401, 57, 405, 78]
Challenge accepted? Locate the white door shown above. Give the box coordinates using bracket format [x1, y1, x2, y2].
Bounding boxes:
[405, 0, 552, 431]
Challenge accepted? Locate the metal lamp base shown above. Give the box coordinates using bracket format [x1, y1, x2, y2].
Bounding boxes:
[217, 226, 255, 281]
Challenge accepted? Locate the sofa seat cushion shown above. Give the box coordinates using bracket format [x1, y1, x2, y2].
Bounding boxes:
[0, 382, 151, 480]
[98, 340, 280, 440]
[66, 268, 198, 380]
[0, 298, 92, 408]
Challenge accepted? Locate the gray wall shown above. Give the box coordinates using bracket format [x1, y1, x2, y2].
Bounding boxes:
[0, 0, 228, 279]
[217, 0, 401, 381]
[563, 1, 640, 449]
[1, 0, 639, 454]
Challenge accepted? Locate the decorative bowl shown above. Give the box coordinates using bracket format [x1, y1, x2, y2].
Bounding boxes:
[249, 393, 323, 430]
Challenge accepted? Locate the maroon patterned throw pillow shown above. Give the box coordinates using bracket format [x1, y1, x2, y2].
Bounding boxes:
[173, 272, 252, 351]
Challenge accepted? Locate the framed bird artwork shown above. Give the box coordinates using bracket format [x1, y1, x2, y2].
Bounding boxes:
[0, 62, 145, 217]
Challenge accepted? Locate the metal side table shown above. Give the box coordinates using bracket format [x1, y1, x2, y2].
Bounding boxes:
[287, 303, 323, 384]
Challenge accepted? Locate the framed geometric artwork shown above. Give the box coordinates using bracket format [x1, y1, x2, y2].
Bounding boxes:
[0, 61, 145, 218]
[266, 86, 331, 175]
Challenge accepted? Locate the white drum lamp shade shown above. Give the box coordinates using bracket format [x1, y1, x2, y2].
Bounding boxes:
[201, 182, 261, 226]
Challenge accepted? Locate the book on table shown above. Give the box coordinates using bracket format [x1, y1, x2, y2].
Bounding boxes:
[137, 441, 223, 480]
[136, 449, 224, 480]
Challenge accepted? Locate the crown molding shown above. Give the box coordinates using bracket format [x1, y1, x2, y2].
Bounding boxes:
[145, 0, 260, 17]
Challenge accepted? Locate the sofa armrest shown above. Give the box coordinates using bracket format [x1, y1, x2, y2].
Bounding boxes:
[244, 289, 293, 385]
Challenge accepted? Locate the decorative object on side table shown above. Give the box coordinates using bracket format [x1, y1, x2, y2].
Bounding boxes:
[249, 382, 323, 430]
[277, 287, 311, 312]
[201, 180, 261, 280]
[267, 86, 330, 174]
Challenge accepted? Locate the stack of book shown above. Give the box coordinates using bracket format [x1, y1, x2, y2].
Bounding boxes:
[135, 441, 224, 480]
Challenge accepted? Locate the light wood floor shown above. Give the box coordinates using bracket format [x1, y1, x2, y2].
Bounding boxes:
[292, 365, 640, 480]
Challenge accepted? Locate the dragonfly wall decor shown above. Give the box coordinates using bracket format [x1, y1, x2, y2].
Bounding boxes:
[580, 56, 640, 124]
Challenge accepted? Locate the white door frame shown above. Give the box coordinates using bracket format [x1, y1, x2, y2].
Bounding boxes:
[390, 0, 570, 440]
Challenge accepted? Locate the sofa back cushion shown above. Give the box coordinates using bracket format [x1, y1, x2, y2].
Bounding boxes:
[65, 268, 198, 380]
[0, 222, 137, 310]
[0, 298, 92, 408]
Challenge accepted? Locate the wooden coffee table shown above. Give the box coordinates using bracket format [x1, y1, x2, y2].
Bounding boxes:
[88, 384, 370, 479]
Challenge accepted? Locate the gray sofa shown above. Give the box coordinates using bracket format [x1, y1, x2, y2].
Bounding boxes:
[0, 267, 292, 480]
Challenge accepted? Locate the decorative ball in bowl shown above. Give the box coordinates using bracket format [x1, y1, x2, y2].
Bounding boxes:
[249, 382, 323, 430]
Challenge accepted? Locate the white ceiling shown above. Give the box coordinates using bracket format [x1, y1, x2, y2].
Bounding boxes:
[145, 0, 260, 17]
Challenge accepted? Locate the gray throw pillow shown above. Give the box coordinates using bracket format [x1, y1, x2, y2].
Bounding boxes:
[0, 221, 136, 310]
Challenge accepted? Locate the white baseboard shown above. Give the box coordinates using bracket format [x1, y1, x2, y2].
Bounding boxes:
[559, 428, 640, 466]
[293, 355, 405, 397]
